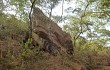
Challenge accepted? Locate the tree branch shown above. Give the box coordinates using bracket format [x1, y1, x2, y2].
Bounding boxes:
[29, 0, 37, 38]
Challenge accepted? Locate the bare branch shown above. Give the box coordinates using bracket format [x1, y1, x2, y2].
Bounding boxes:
[29, 0, 37, 38]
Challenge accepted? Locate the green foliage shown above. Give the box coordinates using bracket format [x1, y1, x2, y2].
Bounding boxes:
[0, 13, 28, 40]
[73, 40, 110, 70]
[99, 29, 110, 37]
[21, 38, 35, 60]
[9, 0, 30, 20]
[98, 0, 110, 9]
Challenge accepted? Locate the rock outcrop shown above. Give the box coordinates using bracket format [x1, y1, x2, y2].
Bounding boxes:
[32, 7, 74, 55]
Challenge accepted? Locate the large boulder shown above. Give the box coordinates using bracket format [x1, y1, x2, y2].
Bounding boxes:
[32, 7, 74, 55]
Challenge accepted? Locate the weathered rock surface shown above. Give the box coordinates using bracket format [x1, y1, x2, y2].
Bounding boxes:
[32, 7, 74, 55]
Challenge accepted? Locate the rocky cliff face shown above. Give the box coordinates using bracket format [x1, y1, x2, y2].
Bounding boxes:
[32, 7, 74, 55]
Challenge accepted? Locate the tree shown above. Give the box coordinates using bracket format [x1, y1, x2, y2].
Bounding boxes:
[63, 0, 110, 47]
[0, 0, 4, 13]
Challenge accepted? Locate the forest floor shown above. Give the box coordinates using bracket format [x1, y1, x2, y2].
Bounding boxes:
[0, 39, 110, 70]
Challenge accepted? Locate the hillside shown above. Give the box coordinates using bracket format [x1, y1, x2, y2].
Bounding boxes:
[0, 9, 110, 70]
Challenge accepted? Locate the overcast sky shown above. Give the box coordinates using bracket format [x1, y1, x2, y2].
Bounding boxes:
[53, 0, 76, 16]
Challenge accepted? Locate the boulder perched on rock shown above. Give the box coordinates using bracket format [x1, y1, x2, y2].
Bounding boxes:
[32, 7, 74, 55]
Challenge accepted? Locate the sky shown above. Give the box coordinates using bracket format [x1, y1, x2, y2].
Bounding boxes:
[52, 0, 77, 27]
[53, 0, 76, 16]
